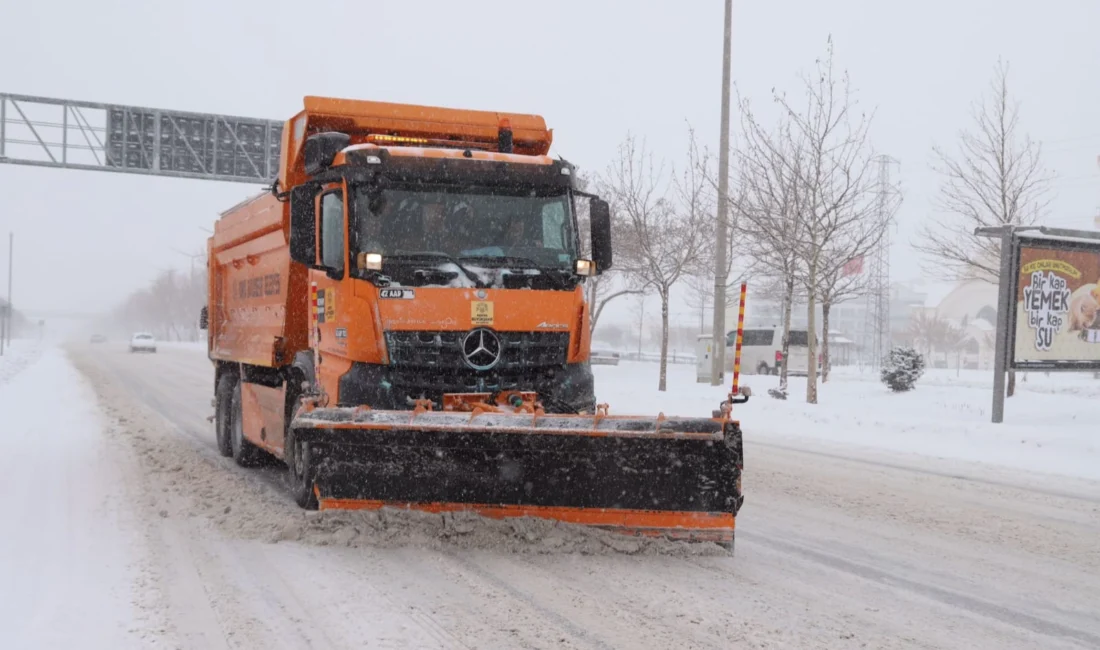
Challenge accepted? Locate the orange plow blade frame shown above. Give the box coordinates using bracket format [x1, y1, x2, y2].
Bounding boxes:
[316, 496, 735, 543]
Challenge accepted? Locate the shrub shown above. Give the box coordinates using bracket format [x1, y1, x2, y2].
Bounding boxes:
[880, 346, 925, 392]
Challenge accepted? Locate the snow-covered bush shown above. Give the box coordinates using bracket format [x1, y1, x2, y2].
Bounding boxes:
[880, 346, 925, 392]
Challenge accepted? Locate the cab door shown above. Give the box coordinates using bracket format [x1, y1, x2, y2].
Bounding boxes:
[311, 182, 353, 399]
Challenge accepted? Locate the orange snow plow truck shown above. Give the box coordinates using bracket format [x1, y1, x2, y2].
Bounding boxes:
[200, 96, 746, 546]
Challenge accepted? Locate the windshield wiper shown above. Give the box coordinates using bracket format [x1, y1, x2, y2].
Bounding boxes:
[459, 255, 572, 289]
[389, 251, 487, 288]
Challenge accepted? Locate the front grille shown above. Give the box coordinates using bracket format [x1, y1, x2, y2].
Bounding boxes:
[385, 330, 569, 372]
[384, 330, 569, 399]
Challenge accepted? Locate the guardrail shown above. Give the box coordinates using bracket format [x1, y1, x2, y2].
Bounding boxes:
[608, 351, 697, 365]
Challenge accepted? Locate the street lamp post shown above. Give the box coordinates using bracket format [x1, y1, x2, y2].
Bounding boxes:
[710, 0, 733, 386]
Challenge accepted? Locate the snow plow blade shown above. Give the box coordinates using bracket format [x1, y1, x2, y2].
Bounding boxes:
[291, 407, 744, 543]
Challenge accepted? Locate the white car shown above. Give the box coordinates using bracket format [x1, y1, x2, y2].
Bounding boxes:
[590, 348, 620, 366]
[129, 332, 157, 353]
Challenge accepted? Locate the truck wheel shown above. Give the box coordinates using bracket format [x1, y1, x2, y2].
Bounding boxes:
[214, 374, 235, 457]
[286, 434, 318, 510]
[756, 362, 770, 375]
[229, 380, 262, 467]
[283, 379, 318, 509]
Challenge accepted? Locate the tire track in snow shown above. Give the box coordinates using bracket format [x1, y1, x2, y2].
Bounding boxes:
[752, 440, 1100, 505]
[438, 551, 617, 650]
[469, 553, 745, 649]
[727, 530, 1100, 649]
[84, 347, 297, 503]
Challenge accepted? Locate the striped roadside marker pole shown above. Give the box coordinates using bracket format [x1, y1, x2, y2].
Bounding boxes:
[730, 282, 747, 397]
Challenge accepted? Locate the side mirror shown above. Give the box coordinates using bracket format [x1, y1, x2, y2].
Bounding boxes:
[303, 132, 351, 176]
[589, 198, 613, 274]
[289, 184, 318, 266]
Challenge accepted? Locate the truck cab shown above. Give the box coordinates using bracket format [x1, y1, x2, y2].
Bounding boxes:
[207, 97, 613, 420]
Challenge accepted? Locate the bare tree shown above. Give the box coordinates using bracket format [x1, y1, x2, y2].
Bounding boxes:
[731, 101, 809, 394]
[682, 224, 751, 336]
[774, 37, 881, 404]
[913, 59, 1050, 398]
[914, 58, 1051, 282]
[574, 171, 647, 334]
[908, 310, 969, 374]
[908, 310, 948, 358]
[602, 133, 709, 391]
[814, 251, 869, 382]
[686, 140, 753, 341]
[940, 320, 969, 376]
[809, 181, 898, 384]
[111, 260, 208, 342]
[682, 272, 714, 334]
[629, 293, 648, 357]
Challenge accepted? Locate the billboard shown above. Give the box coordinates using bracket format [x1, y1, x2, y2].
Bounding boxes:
[1011, 238, 1100, 369]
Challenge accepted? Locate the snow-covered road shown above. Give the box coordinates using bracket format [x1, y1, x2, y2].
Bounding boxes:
[3, 342, 1098, 649]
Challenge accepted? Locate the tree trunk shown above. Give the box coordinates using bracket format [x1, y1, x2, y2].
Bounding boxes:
[658, 290, 670, 392]
[779, 276, 795, 391]
[806, 267, 819, 405]
[821, 300, 832, 383]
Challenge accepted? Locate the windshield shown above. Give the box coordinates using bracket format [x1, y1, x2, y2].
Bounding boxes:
[352, 187, 577, 269]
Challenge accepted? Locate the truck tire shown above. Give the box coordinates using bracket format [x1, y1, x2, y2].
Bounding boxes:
[214, 373, 235, 457]
[229, 380, 263, 467]
[285, 434, 318, 510]
[283, 378, 318, 509]
[756, 362, 770, 375]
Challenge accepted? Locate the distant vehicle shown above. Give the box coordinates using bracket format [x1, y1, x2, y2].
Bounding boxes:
[727, 327, 816, 376]
[590, 348, 621, 366]
[129, 332, 157, 353]
[89, 334, 106, 344]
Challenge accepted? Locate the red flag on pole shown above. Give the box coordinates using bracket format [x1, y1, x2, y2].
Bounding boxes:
[842, 256, 864, 276]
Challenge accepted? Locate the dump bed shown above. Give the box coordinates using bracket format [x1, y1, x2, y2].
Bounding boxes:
[206, 192, 308, 367]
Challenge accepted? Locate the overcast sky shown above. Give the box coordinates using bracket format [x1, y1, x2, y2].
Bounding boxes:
[2, 0, 1098, 326]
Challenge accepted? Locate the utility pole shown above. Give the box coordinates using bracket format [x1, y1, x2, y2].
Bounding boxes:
[863, 156, 897, 369]
[710, 0, 733, 386]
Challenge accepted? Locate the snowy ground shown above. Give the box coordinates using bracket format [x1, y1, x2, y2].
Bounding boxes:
[2, 342, 1098, 648]
[0, 343, 151, 648]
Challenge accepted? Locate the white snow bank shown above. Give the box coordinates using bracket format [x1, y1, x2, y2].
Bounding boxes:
[594, 362, 1100, 482]
[0, 339, 41, 385]
[0, 347, 148, 648]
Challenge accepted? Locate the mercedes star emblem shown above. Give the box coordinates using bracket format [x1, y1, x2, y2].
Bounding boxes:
[475, 289, 488, 299]
[462, 328, 502, 371]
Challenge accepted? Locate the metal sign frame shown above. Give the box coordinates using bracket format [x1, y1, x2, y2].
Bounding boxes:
[0, 93, 282, 184]
[980, 225, 1100, 423]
